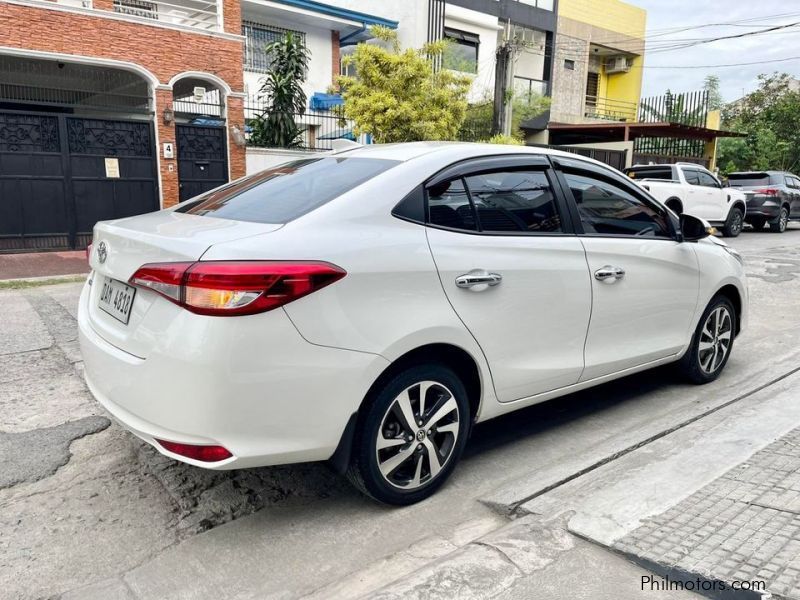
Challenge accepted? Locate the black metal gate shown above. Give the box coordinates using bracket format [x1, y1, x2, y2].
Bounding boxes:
[0, 110, 159, 251]
[176, 124, 228, 202]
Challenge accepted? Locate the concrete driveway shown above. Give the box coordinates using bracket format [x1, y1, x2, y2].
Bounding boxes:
[2, 224, 799, 599]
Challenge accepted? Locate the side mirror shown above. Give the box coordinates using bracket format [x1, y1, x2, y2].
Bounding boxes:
[680, 213, 715, 242]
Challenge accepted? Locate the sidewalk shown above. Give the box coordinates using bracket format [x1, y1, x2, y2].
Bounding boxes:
[0, 251, 88, 281]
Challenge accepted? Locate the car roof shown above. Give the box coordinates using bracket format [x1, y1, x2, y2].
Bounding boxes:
[728, 170, 785, 175]
[333, 141, 610, 169]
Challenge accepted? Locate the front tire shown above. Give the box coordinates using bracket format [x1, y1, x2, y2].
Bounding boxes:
[770, 207, 789, 233]
[678, 295, 736, 384]
[721, 207, 744, 237]
[347, 364, 470, 505]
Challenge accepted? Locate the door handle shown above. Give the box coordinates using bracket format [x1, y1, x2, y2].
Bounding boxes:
[455, 271, 503, 289]
[594, 265, 625, 283]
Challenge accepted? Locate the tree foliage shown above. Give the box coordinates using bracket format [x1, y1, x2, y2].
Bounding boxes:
[458, 92, 550, 143]
[250, 32, 310, 148]
[337, 27, 472, 143]
[718, 73, 800, 174]
[704, 75, 724, 111]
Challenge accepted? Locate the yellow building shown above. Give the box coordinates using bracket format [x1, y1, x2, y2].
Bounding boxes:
[549, 0, 646, 124]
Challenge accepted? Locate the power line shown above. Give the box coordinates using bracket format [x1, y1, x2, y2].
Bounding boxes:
[635, 55, 800, 69]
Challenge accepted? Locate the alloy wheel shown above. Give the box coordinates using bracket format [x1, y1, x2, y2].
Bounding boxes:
[780, 209, 789, 232]
[698, 306, 732, 374]
[375, 381, 460, 490]
[731, 211, 743, 235]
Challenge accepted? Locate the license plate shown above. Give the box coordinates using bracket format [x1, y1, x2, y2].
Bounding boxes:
[98, 277, 136, 325]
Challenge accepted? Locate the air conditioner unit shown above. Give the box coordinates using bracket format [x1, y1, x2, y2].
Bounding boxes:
[606, 56, 631, 74]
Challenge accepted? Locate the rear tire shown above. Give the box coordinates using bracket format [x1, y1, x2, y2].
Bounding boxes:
[346, 364, 470, 505]
[721, 207, 744, 237]
[677, 295, 736, 384]
[770, 207, 789, 233]
[748, 217, 766, 230]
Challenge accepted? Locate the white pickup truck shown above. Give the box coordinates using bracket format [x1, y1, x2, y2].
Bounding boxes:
[626, 163, 748, 237]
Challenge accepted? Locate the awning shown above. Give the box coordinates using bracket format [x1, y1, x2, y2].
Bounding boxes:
[242, 0, 398, 45]
[544, 121, 744, 144]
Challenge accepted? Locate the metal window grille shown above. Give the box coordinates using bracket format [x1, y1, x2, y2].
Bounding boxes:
[242, 22, 306, 74]
[113, 0, 158, 20]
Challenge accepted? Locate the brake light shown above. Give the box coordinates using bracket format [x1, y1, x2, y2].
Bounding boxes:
[155, 439, 232, 462]
[129, 261, 346, 316]
[754, 188, 780, 196]
[86, 243, 93, 264]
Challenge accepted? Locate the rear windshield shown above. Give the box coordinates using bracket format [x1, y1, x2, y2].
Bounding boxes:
[727, 173, 771, 187]
[177, 157, 400, 224]
[627, 167, 674, 181]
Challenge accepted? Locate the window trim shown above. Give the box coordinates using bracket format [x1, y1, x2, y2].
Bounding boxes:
[420, 155, 577, 237]
[550, 156, 679, 241]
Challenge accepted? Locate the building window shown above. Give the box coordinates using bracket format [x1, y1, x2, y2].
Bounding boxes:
[113, 0, 157, 19]
[516, 0, 554, 11]
[443, 27, 479, 74]
[564, 59, 575, 70]
[243, 21, 306, 74]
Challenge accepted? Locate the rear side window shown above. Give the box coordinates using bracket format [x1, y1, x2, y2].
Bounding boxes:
[464, 171, 562, 232]
[428, 179, 477, 231]
[177, 157, 399, 224]
[427, 169, 563, 234]
[727, 173, 771, 187]
[627, 167, 673, 181]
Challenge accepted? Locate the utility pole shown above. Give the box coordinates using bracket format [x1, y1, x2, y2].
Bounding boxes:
[492, 21, 520, 137]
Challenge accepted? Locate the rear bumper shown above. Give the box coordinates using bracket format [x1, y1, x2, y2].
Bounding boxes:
[745, 199, 781, 220]
[78, 281, 389, 469]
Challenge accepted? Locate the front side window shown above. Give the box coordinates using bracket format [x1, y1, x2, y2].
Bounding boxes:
[683, 170, 701, 186]
[563, 172, 670, 238]
[697, 171, 720, 188]
[177, 157, 399, 224]
[443, 28, 479, 74]
[464, 171, 562, 232]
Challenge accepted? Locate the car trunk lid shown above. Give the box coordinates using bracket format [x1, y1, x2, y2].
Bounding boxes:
[86, 210, 282, 357]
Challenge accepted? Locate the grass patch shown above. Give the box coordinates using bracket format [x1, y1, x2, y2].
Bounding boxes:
[0, 275, 87, 290]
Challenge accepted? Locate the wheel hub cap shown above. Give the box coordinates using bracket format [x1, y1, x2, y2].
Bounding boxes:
[698, 306, 732, 374]
[376, 381, 460, 490]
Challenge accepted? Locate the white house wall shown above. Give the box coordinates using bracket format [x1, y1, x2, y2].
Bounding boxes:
[444, 4, 501, 103]
[323, 0, 429, 48]
[242, 11, 334, 102]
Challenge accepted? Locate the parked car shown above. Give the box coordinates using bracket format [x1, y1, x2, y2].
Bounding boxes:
[726, 171, 800, 233]
[626, 163, 748, 237]
[79, 143, 748, 505]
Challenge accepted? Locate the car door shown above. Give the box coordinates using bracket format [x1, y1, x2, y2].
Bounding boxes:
[425, 156, 592, 403]
[789, 176, 800, 218]
[552, 157, 700, 381]
[681, 168, 709, 218]
[697, 170, 728, 221]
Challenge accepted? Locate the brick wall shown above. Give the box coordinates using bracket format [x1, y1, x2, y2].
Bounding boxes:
[331, 30, 340, 87]
[0, 1, 246, 206]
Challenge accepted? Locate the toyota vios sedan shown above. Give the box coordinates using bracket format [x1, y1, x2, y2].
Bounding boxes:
[79, 143, 748, 505]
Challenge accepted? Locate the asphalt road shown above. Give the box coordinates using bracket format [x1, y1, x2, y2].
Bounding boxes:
[2, 223, 799, 599]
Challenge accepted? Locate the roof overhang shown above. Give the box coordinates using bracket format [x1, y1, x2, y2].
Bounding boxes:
[544, 121, 745, 142]
[242, 0, 397, 44]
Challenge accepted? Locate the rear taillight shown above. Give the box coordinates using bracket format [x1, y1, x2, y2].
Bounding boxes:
[155, 439, 232, 462]
[129, 261, 346, 316]
[754, 188, 780, 196]
[86, 243, 93, 264]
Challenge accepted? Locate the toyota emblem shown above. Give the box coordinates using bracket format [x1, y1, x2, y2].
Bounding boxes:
[97, 241, 108, 264]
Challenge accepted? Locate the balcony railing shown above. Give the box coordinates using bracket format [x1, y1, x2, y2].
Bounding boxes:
[584, 95, 638, 122]
[112, 0, 220, 31]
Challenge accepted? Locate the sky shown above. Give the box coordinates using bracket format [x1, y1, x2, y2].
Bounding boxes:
[631, 0, 800, 101]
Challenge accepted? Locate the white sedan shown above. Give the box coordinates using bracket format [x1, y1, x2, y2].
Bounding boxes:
[78, 143, 747, 505]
